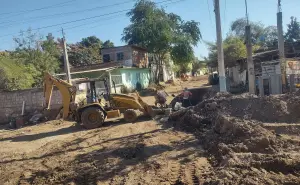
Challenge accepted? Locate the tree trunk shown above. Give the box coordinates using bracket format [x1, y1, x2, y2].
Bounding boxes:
[152, 53, 166, 84]
[155, 66, 159, 84]
[154, 54, 160, 84]
[157, 55, 164, 83]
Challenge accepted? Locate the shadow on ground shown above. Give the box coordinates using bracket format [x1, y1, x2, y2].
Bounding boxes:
[0, 116, 154, 143]
[0, 125, 82, 142]
[9, 124, 204, 184]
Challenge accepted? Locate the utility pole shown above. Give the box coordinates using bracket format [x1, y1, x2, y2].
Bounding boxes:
[245, 0, 255, 94]
[214, 0, 227, 92]
[61, 28, 71, 83]
[277, 0, 286, 91]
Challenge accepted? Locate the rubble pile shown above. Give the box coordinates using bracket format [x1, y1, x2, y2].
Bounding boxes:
[170, 92, 300, 184]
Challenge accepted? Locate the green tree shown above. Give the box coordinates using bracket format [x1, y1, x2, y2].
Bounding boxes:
[42, 39, 60, 58]
[80, 36, 102, 47]
[285, 16, 300, 42]
[231, 18, 265, 44]
[0, 56, 35, 91]
[68, 43, 102, 66]
[223, 36, 247, 67]
[230, 18, 278, 47]
[206, 36, 255, 68]
[191, 57, 204, 75]
[205, 41, 218, 68]
[206, 17, 277, 68]
[13, 28, 43, 50]
[69, 36, 114, 66]
[171, 40, 194, 65]
[122, 0, 201, 83]
[102, 40, 114, 48]
[12, 29, 60, 87]
[176, 63, 192, 74]
[262, 26, 278, 46]
[80, 36, 114, 48]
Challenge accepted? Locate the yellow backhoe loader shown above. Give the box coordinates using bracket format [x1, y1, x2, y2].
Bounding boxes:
[44, 72, 156, 129]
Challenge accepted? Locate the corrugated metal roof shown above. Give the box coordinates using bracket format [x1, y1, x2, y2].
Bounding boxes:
[253, 49, 278, 57]
[55, 66, 118, 76]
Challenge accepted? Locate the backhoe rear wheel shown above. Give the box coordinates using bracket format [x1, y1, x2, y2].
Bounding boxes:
[81, 107, 105, 129]
[124, 109, 138, 123]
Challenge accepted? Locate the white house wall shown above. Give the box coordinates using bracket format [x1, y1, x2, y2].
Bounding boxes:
[150, 64, 174, 82]
[228, 66, 247, 85]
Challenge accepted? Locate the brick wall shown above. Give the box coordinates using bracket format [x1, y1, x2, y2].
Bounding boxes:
[101, 45, 132, 62]
[0, 88, 62, 124]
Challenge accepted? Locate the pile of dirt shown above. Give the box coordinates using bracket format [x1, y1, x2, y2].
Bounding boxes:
[170, 92, 300, 184]
[196, 92, 300, 123]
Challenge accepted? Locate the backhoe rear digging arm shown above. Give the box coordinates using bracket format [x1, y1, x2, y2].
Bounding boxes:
[44, 72, 76, 119]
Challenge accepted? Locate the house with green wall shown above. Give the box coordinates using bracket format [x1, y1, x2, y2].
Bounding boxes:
[56, 45, 151, 94]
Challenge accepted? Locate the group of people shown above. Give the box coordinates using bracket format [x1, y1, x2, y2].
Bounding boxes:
[155, 87, 192, 108]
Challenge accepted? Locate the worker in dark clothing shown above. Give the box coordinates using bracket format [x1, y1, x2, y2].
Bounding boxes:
[155, 90, 168, 108]
[180, 88, 192, 107]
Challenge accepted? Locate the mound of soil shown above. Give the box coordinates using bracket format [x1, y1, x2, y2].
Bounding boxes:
[170, 92, 300, 184]
[195, 92, 300, 123]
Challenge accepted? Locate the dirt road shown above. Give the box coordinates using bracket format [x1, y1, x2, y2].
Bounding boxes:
[0, 76, 210, 185]
[0, 119, 211, 185]
[1, 76, 300, 184]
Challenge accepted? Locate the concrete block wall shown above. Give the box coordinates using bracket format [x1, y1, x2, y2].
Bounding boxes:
[0, 88, 62, 124]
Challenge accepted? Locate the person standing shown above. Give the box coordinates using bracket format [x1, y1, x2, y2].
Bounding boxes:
[180, 88, 192, 107]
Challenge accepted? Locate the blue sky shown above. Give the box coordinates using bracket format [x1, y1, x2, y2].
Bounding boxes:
[0, 0, 299, 58]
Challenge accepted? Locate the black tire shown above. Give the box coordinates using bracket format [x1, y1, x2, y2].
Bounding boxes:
[81, 107, 105, 129]
[124, 109, 138, 122]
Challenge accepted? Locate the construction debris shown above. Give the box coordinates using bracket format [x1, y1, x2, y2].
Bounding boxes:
[29, 112, 44, 124]
[170, 92, 300, 184]
[174, 102, 183, 111]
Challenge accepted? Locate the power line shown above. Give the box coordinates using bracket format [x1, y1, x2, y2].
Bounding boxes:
[70, 0, 188, 32]
[58, 0, 186, 33]
[71, 17, 128, 33]
[0, 0, 184, 48]
[0, 0, 136, 27]
[62, 13, 127, 31]
[0, 15, 126, 45]
[64, 0, 187, 33]
[0, 9, 130, 38]
[0, 0, 175, 39]
[162, 0, 186, 8]
[0, 0, 76, 18]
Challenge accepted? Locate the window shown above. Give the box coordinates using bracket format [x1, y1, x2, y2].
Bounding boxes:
[103, 54, 110, 63]
[117, 52, 124, 61]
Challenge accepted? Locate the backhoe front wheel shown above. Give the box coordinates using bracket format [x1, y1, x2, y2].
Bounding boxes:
[124, 109, 139, 123]
[81, 107, 105, 129]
